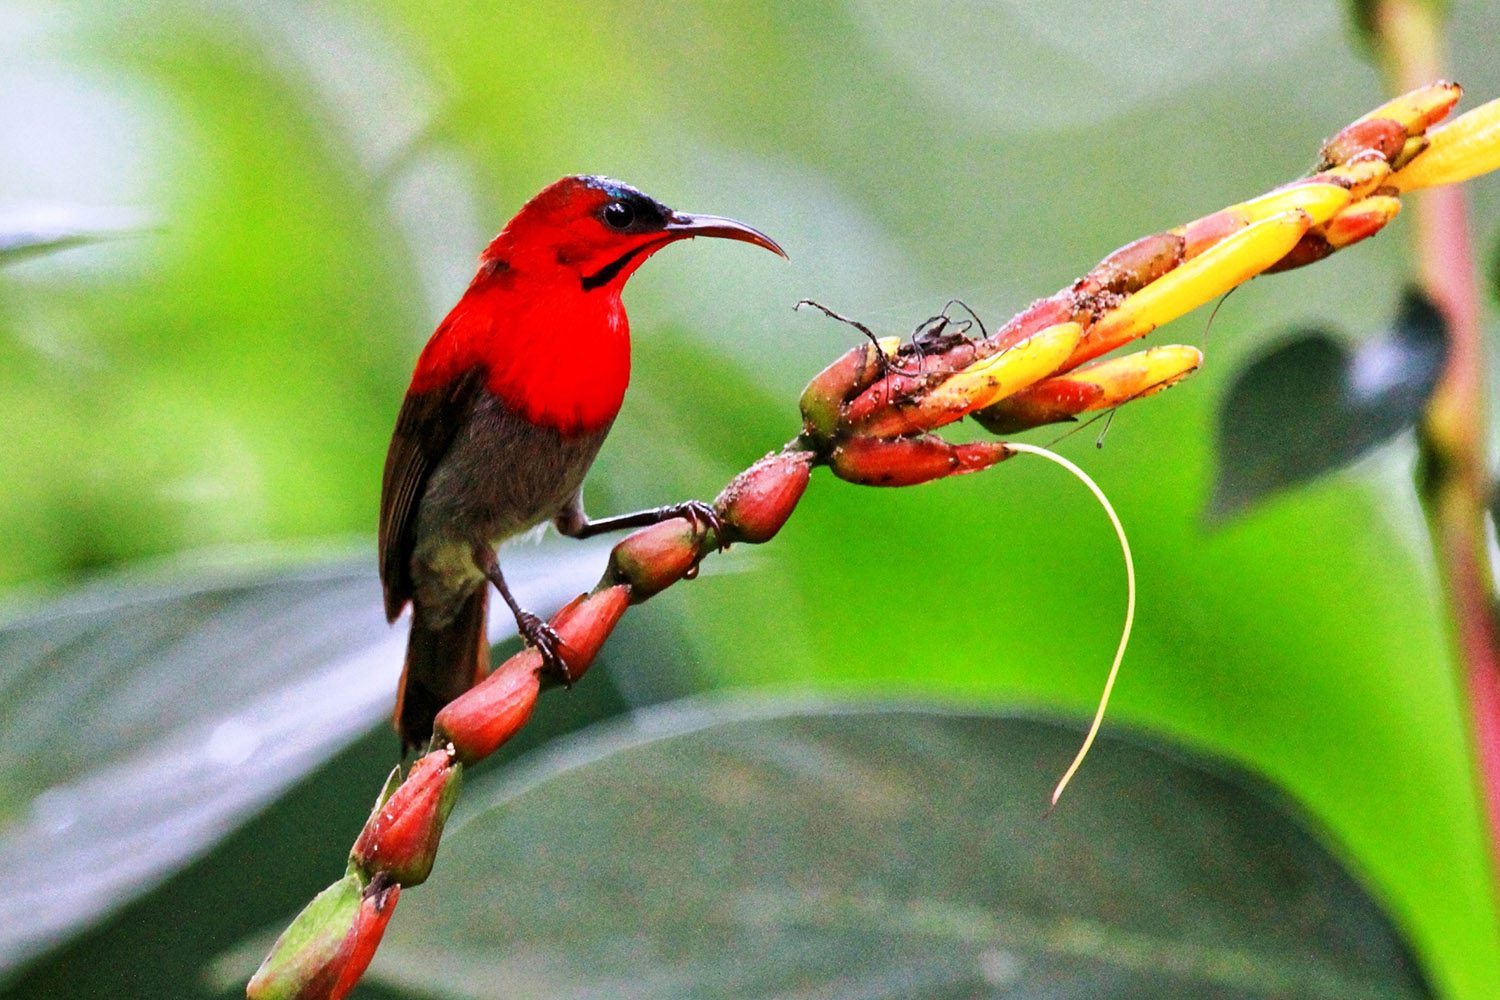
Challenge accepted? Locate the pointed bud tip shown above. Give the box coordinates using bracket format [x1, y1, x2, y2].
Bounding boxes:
[350, 749, 461, 886]
[1391, 95, 1500, 192]
[435, 652, 543, 763]
[249, 873, 398, 1000]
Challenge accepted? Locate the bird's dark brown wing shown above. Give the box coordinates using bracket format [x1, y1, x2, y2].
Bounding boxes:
[378, 366, 487, 622]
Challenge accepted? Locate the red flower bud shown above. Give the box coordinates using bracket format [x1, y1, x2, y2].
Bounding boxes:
[350, 748, 461, 887]
[247, 874, 399, 1000]
[799, 341, 892, 439]
[829, 435, 1011, 486]
[607, 518, 703, 600]
[329, 879, 400, 1000]
[951, 441, 1013, 475]
[1320, 117, 1406, 167]
[842, 357, 966, 434]
[1075, 231, 1185, 298]
[1323, 195, 1402, 249]
[972, 379, 1104, 434]
[433, 650, 542, 764]
[716, 451, 813, 543]
[990, 294, 1076, 351]
[550, 584, 631, 675]
[1264, 232, 1334, 273]
[1178, 208, 1245, 259]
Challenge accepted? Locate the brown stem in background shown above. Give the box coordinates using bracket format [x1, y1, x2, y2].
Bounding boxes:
[1373, 0, 1500, 903]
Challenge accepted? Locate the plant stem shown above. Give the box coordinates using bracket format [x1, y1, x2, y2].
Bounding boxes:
[1373, 0, 1500, 898]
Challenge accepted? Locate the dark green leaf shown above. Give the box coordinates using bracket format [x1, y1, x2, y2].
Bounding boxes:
[1210, 288, 1446, 520]
[351, 703, 1429, 999]
[0, 207, 152, 266]
[0, 542, 605, 976]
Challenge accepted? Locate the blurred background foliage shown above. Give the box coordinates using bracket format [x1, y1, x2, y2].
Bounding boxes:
[3, 0, 1500, 996]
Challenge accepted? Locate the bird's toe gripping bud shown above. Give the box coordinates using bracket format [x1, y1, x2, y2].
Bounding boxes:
[434, 584, 631, 763]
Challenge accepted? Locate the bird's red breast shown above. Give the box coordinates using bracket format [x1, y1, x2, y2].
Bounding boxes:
[407, 264, 631, 438]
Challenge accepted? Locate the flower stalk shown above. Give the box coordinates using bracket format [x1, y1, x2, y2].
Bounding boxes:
[1369, 0, 1500, 911]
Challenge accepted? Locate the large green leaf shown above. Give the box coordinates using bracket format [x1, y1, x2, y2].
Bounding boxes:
[0, 542, 605, 977]
[357, 703, 1428, 999]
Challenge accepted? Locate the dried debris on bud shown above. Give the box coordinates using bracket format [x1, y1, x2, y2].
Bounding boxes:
[853, 322, 1082, 437]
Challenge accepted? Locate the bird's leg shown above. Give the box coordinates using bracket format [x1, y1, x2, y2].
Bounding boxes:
[554, 496, 727, 549]
[475, 548, 572, 685]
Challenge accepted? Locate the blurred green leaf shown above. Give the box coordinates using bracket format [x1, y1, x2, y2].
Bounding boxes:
[1210, 288, 1446, 520]
[1345, 0, 1449, 55]
[1489, 225, 1500, 306]
[0, 541, 605, 977]
[349, 703, 1429, 999]
[0, 206, 150, 265]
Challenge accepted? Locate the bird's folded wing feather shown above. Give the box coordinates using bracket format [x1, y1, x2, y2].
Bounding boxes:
[378, 365, 487, 621]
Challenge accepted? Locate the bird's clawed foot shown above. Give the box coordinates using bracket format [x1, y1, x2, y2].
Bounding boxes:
[516, 610, 573, 686]
[667, 500, 728, 550]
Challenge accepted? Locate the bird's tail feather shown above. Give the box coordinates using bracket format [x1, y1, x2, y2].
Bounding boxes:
[394, 588, 489, 751]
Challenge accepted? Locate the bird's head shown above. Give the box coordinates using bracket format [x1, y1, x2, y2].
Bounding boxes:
[484, 175, 785, 290]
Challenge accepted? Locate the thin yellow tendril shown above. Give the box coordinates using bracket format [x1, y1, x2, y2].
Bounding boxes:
[1005, 441, 1136, 808]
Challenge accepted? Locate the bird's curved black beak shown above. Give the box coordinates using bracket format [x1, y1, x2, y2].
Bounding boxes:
[664, 212, 787, 258]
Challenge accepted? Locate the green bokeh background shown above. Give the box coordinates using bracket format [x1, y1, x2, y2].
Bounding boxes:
[4, 0, 1500, 996]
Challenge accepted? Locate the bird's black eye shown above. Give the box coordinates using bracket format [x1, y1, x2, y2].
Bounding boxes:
[603, 201, 635, 230]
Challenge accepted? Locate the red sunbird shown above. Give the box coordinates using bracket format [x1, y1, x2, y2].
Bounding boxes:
[379, 175, 785, 749]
